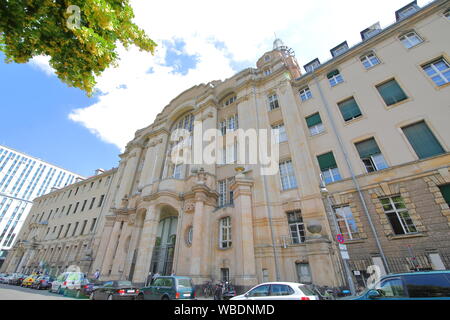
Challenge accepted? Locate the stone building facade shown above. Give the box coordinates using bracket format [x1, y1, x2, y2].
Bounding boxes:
[2, 0, 450, 293]
[1, 169, 116, 276]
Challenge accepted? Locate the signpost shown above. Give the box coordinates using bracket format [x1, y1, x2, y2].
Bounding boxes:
[336, 234, 345, 244]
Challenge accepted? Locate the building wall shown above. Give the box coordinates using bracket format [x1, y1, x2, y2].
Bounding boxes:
[1, 169, 116, 276]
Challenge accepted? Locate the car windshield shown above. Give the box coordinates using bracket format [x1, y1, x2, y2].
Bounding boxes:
[117, 281, 132, 287]
[67, 273, 83, 281]
[177, 279, 193, 288]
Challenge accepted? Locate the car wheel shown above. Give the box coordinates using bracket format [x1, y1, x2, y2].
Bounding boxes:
[89, 292, 95, 300]
[107, 294, 113, 301]
[162, 295, 169, 300]
[136, 294, 144, 301]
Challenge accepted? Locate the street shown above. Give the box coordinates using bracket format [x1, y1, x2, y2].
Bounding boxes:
[0, 284, 76, 300]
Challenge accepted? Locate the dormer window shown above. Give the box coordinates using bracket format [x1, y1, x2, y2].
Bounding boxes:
[304, 59, 321, 73]
[330, 42, 349, 58]
[360, 22, 382, 41]
[265, 55, 271, 62]
[395, 1, 420, 21]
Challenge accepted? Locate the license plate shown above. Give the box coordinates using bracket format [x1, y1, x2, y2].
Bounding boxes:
[183, 293, 190, 297]
[127, 290, 135, 293]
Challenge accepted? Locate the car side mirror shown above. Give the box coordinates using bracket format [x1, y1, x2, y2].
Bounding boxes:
[367, 289, 382, 299]
[244, 293, 249, 298]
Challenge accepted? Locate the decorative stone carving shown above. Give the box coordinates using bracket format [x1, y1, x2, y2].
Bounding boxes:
[120, 195, 129, 208]
[184, 202, 195, 214]
[306, 220, 323, 239]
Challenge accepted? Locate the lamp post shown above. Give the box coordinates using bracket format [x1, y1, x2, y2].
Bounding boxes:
[320, 181, 356, 296]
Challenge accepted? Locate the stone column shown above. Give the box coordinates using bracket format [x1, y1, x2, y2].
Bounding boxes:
[230, 173, 258, 287]
[189, 185, 209, 280]
[110, 218, 132, 279]
[91, 216, 115, 274]
[122, 216, 141, 279]
[115, 147, 142, 208]
[132, 206, 158, 285]
[100, 219, 122, 278]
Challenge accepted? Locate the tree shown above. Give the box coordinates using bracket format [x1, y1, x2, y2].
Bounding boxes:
[0, 0, 156, 95]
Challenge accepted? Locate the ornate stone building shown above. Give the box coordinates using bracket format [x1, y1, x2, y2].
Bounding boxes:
[3, 0, 450, 293]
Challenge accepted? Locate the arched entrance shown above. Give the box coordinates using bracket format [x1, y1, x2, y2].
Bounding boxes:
[150, 205, 178, 275]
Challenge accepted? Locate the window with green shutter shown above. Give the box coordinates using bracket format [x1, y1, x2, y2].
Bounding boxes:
[402, 121, 445, 159]
[317, 152, 337, 171]
[355, 138, 381, 158]
[338, 98, 362, 122]
[439, 185, 450, 206]
[376, 79, 408, 106]
[306, 113, 322, 127]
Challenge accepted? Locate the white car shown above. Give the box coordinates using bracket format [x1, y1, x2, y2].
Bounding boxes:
[230, 282, 318, 300]
[50, 272, 70, 293]
[51, 272, 87, 294]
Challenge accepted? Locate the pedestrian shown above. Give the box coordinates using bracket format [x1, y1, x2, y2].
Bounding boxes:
[146, 272, 153, 286]
[153, 272, 160, 281]
[93, 269, 100, 280]
[170, 270, 175, 276]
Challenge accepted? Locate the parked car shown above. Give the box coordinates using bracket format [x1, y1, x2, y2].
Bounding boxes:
[90, 280, 139, 300]
[8, 274, 27, 285]
[50, 272, 70, 294]
[344, 271, 450, 300]
[79, 279, 104, 298]
[21, 275, 39, 287]
[230, 282, 319, 300]
[31, 275, 54, 290]
[50, 271, 87, 294]
[136, 276, 195, 300]
[0, 273, 10, 284]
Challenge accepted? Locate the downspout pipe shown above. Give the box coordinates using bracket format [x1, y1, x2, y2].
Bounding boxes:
[312, 74, 390, 274]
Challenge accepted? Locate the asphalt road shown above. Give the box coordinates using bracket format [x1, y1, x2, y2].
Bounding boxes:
[0, 283, 76, 300]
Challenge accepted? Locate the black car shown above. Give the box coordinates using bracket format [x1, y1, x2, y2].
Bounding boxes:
[80, 279, 104, 298]
[90, 280, 139, 300]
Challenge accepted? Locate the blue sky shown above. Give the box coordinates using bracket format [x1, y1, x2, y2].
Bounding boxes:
[0, 0, 427, 177]
[0, 52, 120, 177]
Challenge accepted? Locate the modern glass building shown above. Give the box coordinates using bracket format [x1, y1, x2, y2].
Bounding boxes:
[0, 144, 83, 266]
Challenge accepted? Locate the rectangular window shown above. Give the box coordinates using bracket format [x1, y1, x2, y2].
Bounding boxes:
[217, 179, 235, 207]
[327, 70, 344, 87]
[64, 224, 71, 238]
[80, 220, 88, 235]
[360, 52, 380, 69]
[306, 113, 324, 136]
[57, 225, 64, 238]
[219, 217, 232, 249]
[399, 31, 423, 49]
[73, 202, 79, 214]
[264, 68, 272, 76]
[380, 196, 417, 235]
[89, 197, 95, 210]
[334, 206, 360, 240]
[66, 204, 72, 216]
[287, 211, 305, 244]
[173, 164, 182, 179]
[402, 121, 444, 159]
[227, 114, 238, 132]
[376, 79, 408, 106]
[268, 94, 279, 110]
[438, 185, 450, 207]
[81, 200, 87, 212]
[90, 218, 97, 232]
[299, 87, 312, 102]
[279, 160, 298, 190]
[422, 58, 450, 87]
[355, 138, 388, 172]
[338, 97, 362, 122]
[98, 195, 105, 207]
[220, 120, 227, 135]
[272, 124, 287, 143]
[317, 152, 342, 184]
[72, 222, 79, 237]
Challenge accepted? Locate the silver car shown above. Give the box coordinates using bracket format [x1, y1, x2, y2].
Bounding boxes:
[230, 282, 318, 300]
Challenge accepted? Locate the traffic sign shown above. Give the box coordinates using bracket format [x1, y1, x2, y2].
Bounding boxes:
[336, 234, 345, 244]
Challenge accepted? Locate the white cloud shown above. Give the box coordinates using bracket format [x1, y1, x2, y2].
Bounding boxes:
[29, 55, 54, 76]
[66, 0, 429, 151]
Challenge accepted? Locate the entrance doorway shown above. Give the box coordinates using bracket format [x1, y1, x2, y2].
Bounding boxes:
[150, 212, 178, 276]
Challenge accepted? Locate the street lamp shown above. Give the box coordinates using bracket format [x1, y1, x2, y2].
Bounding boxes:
[319, 181, 357, 296]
